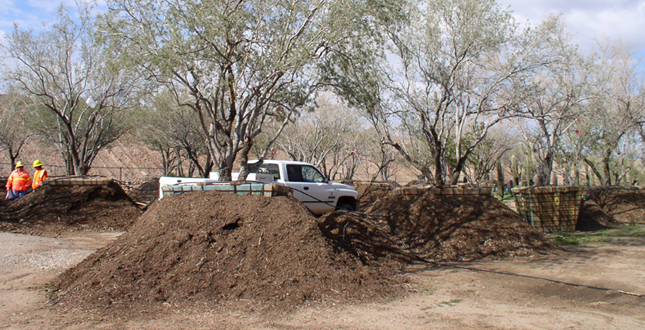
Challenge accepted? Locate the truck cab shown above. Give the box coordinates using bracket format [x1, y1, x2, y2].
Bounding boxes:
[233, 160, 359, 215]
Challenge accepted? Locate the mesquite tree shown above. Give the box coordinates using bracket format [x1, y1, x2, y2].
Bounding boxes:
[101, 0, 406, 180]
[326, 0, 563, 185]
[272, 94, 363, 180]
[2, 3, 140, 175]
[577, 43, 645, 185]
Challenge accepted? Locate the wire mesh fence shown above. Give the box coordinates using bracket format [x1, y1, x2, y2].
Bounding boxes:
[512, 186, 584, 232]
[1, 162, 425, 188]
[1, 163, 164, 183]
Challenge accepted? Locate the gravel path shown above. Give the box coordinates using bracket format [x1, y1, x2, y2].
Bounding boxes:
[0, 233, 95, 271]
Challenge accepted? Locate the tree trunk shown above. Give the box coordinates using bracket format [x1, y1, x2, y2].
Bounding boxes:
[237, 142, 255, 181]
[535, 150, 553, 186]
[583, 157, 605, 186]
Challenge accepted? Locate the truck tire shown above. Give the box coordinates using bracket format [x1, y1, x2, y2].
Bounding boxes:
[336, 202, 354, 212]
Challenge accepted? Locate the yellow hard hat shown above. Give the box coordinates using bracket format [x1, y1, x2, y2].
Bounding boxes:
[16, 161, 24, 167]
[33, 160, 43, 167]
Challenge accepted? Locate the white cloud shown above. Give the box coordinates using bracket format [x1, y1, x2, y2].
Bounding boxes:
[498, 0, 645, 53]
[567, 7, 645, 50]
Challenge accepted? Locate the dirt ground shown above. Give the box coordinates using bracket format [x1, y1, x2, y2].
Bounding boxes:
[1, 184, 645, 329]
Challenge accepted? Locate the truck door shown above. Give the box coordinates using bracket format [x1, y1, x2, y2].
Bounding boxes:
[285, 164, 336, 214]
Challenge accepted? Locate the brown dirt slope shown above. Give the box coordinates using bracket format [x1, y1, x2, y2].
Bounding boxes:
[118, 178, 160, 205]
[576, 200, 624, 231]
[590, 187, 645, 224]
[52, 191, 407, 315]
[322, 192, 553, 263]
[355, 182, 393, 212]
[0, 182, 142, 236]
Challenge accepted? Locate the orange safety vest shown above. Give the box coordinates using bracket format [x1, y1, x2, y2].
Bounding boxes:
[32, 169, 48, 190]
[6, 169, 32, 191]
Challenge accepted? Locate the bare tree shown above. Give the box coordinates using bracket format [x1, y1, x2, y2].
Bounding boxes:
[576, 43, 645, 185]
[513, 19, 592, 186]
[464, 125, 516, 184]
[326, 0, 563, 185]
[361, 126, 399, 182]
[0, 93, 32, 168]
[138, 92, 214, 177]
[273, 94, 362, 180]
[1, 3, 140, 175]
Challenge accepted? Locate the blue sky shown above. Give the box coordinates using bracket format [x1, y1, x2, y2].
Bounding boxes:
[1, 0, 644, 58]
[0, 0, 74, 34]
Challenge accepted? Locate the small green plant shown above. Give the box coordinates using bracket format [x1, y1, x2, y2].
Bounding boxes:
[421, 286, 434, 294]
[43, 284, 57, 300]
[437, 298, 463, 307]
[552, 233, 580, 245]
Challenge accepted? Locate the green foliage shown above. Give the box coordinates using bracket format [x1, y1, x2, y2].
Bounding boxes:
[552, 233, 581, 246]
[551, 225, 645, 246]
[99, 0, 408, 179]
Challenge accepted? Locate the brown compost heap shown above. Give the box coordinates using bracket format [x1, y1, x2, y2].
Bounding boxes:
[321, 190, 554, 262]
[52, 191, 407, 314]
[576, 200, 624, 231]
[590, 187, 645, 224]
[355, 182, 393, 213]
[0, 181, 142, 236]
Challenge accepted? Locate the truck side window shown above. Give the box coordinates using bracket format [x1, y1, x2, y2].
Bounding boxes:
[263, 164, 280, 180]
[286, 165, 303, 182]
[301, 165, 325, 182]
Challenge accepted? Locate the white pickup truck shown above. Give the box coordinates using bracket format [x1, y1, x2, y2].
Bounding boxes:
[159, 160, 359, 215]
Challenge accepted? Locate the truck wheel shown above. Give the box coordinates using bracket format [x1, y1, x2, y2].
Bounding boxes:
[336, 202, 354, 212]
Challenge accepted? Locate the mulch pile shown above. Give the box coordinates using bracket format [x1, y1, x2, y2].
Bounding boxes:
[0, 181, 142, 236]
[355, 182, 394, 212]
[52, 192, 407, 315]
[119, 178, 160, 205]
[589, 187, 645, 224]
[576, 200, 624, 231]
[321, 191, 554, 262]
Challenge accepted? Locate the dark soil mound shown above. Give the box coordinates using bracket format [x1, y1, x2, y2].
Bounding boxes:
[576, 200, 624, 231]
[119, 178, 160, 205]
[0, 182, 142, 236]
[322, 192, 553, 262]
[52, 191, 406, 315]
[590, 187, 645, 224]
[355, 182, 393, 212]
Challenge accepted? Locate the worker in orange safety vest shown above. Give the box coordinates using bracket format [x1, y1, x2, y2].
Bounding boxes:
[6, 161, 31, 199]
[32, 159, 48, 190]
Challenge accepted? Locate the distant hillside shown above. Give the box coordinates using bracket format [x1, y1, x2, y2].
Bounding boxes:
[0, 139, 162, 182]
[2, 138, 420, 184]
